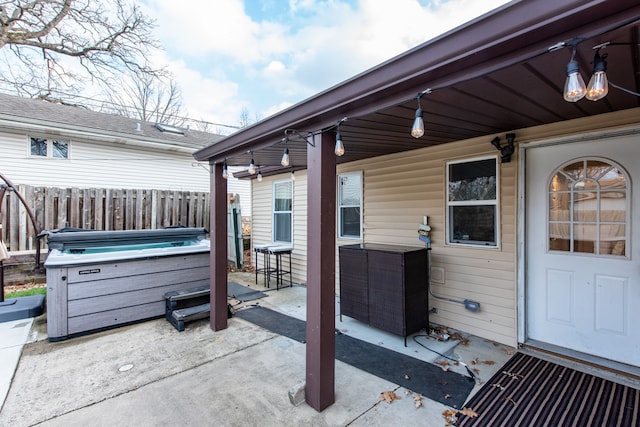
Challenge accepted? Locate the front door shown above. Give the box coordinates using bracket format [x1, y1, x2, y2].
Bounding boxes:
[526, 133, 640, 367]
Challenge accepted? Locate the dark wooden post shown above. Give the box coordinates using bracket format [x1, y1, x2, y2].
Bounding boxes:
[210, 161, 228, 331]
[305, 131, 336, 411]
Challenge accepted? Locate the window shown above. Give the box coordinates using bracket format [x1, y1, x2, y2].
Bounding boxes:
[338, 172, 362, 238]
[446, 156, 498, 247]
[273, 180, 293, 243]
[29, 137, 69, 159]
[548, 158, 628, 257]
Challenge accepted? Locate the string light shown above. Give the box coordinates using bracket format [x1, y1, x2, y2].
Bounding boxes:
[222, 159, 228, 179]
[257, 167, 263, 182]
[281, 146, 290, 167]
[248, 152, 256, 175]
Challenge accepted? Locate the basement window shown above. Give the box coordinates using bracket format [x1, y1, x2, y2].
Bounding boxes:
[29, 137, 69, 159]
[446, 156, 498, 247]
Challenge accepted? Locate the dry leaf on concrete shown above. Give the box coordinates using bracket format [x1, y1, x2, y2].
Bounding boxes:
[460, 407, 479, 418]
[379, 390, 401, 404]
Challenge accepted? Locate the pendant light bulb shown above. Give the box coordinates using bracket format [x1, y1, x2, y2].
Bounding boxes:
[334, 131, 345, 156]
[222, 160, 228, 179]
[281, 147, 290, 167]
[586, 51, 608, 101]
[257, 168, 263, 182]
[411, 107, 425, 138]
[290, 169, 296, 181]
[563, 59, 586, 102]
[248, 155, 256, 175]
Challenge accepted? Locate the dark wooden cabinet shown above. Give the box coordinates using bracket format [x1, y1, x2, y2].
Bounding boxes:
[339, 243, 429, 341]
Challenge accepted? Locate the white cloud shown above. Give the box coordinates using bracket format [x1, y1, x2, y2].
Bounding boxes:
[142, 0, 511, 128]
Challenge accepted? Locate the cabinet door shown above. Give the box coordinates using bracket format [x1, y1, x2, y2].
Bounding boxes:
[367, 251, 405, 335]
[339, 247, 369, 323]
[403, 250, 429, 334]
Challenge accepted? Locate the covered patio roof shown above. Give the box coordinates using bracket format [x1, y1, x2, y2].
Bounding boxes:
[196, 0, 640, 412]
[194, 0, 640, 172]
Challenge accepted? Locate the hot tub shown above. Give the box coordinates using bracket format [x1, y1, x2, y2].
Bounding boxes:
[44, 228, 210, 340]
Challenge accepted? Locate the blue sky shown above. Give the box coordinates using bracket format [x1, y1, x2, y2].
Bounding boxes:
[140, 0, 511, 133]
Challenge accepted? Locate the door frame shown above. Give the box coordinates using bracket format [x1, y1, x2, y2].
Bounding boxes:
[517, 125, 640, 371]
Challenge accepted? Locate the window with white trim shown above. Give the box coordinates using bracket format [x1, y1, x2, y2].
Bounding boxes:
[338, 172, 362, 239]
[446, 156, 498, 247]
[29, 137, 69, 159]
[273, 180, 293, 243]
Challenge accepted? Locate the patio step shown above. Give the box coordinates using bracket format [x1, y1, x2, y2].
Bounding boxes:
[168, 303, 211, 332]
[164, 286, 211, 331]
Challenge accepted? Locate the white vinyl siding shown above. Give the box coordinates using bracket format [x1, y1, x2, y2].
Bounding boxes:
[0, 131, 211, 192]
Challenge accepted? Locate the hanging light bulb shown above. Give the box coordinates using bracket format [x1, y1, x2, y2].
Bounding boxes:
[222, 160, 228, 179]
[563, 46, 586, 102]
[411, 104, 425, 138]
[257, 168, 263, 182]
[586, 50, 608, 101]
[290, 169, 296, 181]
[248, 153, 256, 175]
[281, 146, 290, 167]
[334, 130, 345, 156]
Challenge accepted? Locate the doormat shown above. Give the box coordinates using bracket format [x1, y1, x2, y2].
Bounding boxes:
[227, 282, 267, 302]
[455, 352, 640, 426]
[234, 306, 475, 408]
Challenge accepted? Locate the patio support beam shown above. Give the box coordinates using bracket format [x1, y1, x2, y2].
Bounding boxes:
[305, 131, 336, 411]
[210, 161, 228, 331]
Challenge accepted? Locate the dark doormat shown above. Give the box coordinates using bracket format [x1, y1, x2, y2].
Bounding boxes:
[456, 352, 640, 426]
[227, 282, 267, 302]
[234, 306, 475, 408]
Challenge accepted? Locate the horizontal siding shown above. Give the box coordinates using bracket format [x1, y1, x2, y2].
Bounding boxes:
[251, 172, 308, 285]
[0, 130, 210, 192]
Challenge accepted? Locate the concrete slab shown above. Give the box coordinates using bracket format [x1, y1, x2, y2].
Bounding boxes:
[0, 318, 33, 408]
[0, 272, 518, 426]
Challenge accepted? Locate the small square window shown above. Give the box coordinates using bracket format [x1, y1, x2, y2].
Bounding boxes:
[446, 157, 498, 247]
[30, 137, 47, 157]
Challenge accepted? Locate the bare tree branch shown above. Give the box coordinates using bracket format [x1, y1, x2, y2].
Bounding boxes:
[0, 0, 160, 101]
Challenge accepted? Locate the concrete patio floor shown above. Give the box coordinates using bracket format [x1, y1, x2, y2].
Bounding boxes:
[0, 272, 516, 427]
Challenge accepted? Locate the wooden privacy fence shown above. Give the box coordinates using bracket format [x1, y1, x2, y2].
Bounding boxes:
[0, 185, 211, 252]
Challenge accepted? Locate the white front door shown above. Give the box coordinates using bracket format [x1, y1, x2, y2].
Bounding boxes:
[526, 133, 640, 367]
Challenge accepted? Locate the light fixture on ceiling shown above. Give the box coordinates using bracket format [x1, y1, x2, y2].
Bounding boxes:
[281, 146, 290, 167]
[334, 124, 345, 157]
[410, 89, 430, 138]
[257, 167, 263, 182]
[248, 152, 256, 175]
[563, 44, 587, 102]
[222, 159, 228, 179]
[586, 49, 608, 101]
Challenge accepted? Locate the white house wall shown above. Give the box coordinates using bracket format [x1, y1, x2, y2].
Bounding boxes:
[0, 129, 211, 191]
[249, 108, 640, 347]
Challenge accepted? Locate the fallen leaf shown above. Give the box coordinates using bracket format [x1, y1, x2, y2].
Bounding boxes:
[460, 407, 479, 418]
[415, 400, 423, 408]
[502, 371, 524, 380]
[379, 390, 401, 404]
[505, 397, 518, 406]
[483, 360, 496, 365]
[472, 368, 480, 374]
[444, 394, 452, 399]
[435, 361, 450, 371]
[470, 357, 479, 365]
[404, 374, 410, 380]
[505, 348, 515, 356]
[442, 409, 458, 425]
[491, 383, 506, 391]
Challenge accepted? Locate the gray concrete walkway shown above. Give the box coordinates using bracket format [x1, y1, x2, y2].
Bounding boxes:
[0, 273, 514, 426]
